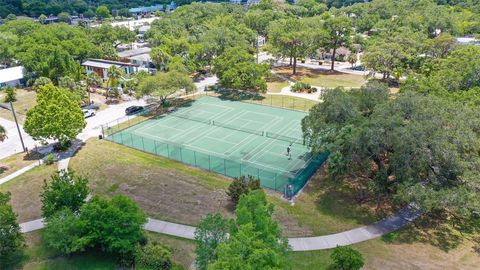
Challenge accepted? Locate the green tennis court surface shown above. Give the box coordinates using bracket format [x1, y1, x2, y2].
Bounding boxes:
[105, 96, 327, 195]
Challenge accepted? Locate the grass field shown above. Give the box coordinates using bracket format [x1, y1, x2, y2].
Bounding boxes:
[266, 76, 289, 93]
[0, 88, 37, 124]
[273, 67, 366, 88]
[0, 152, 38, 178]
[0, 164, 57, 222]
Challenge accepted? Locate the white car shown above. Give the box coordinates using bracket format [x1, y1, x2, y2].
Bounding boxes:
[83, 109, 96, 118]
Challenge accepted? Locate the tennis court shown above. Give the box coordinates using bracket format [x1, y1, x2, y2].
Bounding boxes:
[104, 96, 327, 195]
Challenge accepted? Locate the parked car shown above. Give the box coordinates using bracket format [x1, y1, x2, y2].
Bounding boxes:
[83, 109, 96, 118]
[125, 106, 144, 115]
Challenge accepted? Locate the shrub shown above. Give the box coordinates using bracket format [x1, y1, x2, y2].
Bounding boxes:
[226, 175, 260, 205]
[135, 243, 173, 270]
[291, 82, 317, 93]
[43, 153, 55, 165]
[3, 85, 16, 102]
[330, 246, 364, 270]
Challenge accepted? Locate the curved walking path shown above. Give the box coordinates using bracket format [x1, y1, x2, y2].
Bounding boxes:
[0, 90, 422, 251]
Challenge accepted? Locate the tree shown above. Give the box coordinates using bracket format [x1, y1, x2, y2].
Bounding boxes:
[33, 77, 53, 91]
[86, 71, 101, 104]
[424, 33, 456, 59]
[38, 14, 47, 24]
[0, 191, 24, 268]
[96, 5, 110, 20]
[362, 41, 409, 79]
[78, 195, 147, 256]
[137, 72, 195, 103]
[150, 47, 171, 71]
[5, 14, 16, 21]
[330, 246, 364, 270]
[43, 208, 82, 255]
[302, 84, 480, 217]
[321, 16, 353, 71]
[347, 53, 357, 67]
[195, 214, 230, 270]
[40, 170, 89, 218]
[208, 190, 290, 269]
[0, 32, 18, 67]
[3, 85, 16, 102]
[106, 65, 124, 98]
[57, 12, 70, 23]
[135, 243, 173, 270]
[0, 125, 6, 142]
[24, 84, 86, 145]
[226, 175, 261, 205]
[268, 18, 318, 74]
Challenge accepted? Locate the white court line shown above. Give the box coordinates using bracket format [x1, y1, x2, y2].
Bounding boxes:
[242, 120, 299, 166]
[215, 112, 282, 156]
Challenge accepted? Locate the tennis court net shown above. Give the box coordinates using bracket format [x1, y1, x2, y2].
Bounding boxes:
[212, 120, 264, 136]
[265, 132, 304, 145]
[171, 114, 211, 125]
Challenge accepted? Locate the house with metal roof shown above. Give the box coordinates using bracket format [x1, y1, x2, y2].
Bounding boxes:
[81, 59, 138, 81]
[0, 66, 26, 89]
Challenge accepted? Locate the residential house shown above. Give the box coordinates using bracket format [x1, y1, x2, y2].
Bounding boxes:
[117, 47, 154, 69]
[82, 59, 138, 81]
[0, 66, 26, 89]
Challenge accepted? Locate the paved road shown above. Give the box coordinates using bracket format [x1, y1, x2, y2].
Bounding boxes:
[0, 118, 36, 159]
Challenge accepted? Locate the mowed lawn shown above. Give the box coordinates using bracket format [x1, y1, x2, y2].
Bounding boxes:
[0, 151, 39, 178]
[266, 76, 289, 93]
[0, 88, 37, 124]
[273, 67, 366, 88]
[0, 164, 57, 223]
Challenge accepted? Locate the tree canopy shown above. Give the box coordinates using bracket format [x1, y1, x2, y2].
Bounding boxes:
[302, 82, 480, 219]
[24, 84, 86, 144]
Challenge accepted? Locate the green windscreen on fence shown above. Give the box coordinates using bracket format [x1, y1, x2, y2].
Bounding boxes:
[103, 95, 327, 196]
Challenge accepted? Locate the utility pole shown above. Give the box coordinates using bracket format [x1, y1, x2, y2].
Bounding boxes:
[9, 101, 26, 152]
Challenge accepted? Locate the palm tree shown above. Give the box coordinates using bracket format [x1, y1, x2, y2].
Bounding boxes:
[150, 47, 171, 71]
[86, 72, 101, 104]
[0, 125, 7, 142]
[106, 66, 124, 99]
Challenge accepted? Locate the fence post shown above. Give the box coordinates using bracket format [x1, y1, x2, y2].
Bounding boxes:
[154, 140, 158, 155]
[270, 96, 273, 107]
[120, 132, 124, 144]
[282, 96, 284, 108]
[180, 148, 183, 162]
[141, 137, 145, 151]
[208, 155, 211, 171]
[257, 168, 260, 180]
[293, 98, 295, 110]
[194, 151, 197, 166]
[274, 174, 277, 191]
[239, 163, 242, 177]
[130, 133, 133, 146]
[167, 144, 170, 158]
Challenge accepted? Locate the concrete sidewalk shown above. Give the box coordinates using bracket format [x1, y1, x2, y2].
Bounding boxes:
[19, 205, 421, 251]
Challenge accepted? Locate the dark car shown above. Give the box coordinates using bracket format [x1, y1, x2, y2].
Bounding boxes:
[125, 106, 144, 115]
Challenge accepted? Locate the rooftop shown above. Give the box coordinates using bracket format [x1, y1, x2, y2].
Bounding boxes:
[82, 59, 138, 69]
[0, 66, 25, 84]
[118, 47, 151, 58]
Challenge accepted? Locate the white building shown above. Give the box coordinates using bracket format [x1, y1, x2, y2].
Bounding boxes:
[0, 66, 25, 89]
